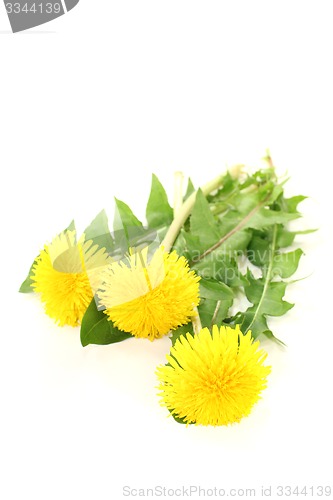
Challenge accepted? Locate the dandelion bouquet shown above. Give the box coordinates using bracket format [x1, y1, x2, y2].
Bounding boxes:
[20, 154, 310, 426]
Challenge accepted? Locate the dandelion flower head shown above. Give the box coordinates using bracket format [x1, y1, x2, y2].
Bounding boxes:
[98, 246, 200, 340]
[157, 325, 271, 426]
[31, 229, 109, 326]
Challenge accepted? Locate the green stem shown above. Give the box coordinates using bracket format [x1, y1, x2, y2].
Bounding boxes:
[210, 300, 221, 329]
[161, 174, 225, 252]
[192, 199, 266, 263]
[172, 171, 203, 333]
[210, 184, 259, 216]
[192, 310, 202, 334]
[173, 171, 184, 218]
[244, 224, 277, 333]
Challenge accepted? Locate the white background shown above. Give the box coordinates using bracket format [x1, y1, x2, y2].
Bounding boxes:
[1, 1, 332, 499]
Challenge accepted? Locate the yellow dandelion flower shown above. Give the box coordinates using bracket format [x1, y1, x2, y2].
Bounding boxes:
[98, 246, 200, 340]
[157, 325, 271, 426]
[31, 230, 110, 327]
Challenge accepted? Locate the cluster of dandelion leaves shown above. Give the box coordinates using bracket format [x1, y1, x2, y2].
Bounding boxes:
[20, 166, 309, 349]
[19, 164, 312, 426]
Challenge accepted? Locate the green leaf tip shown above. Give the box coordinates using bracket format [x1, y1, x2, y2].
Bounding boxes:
[80, 299, 132, 347]
[19, 219, 76, 293]
[146, 173, 173, 229]
[19, 261, 36, 293]
[83, 209, 114, 253]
